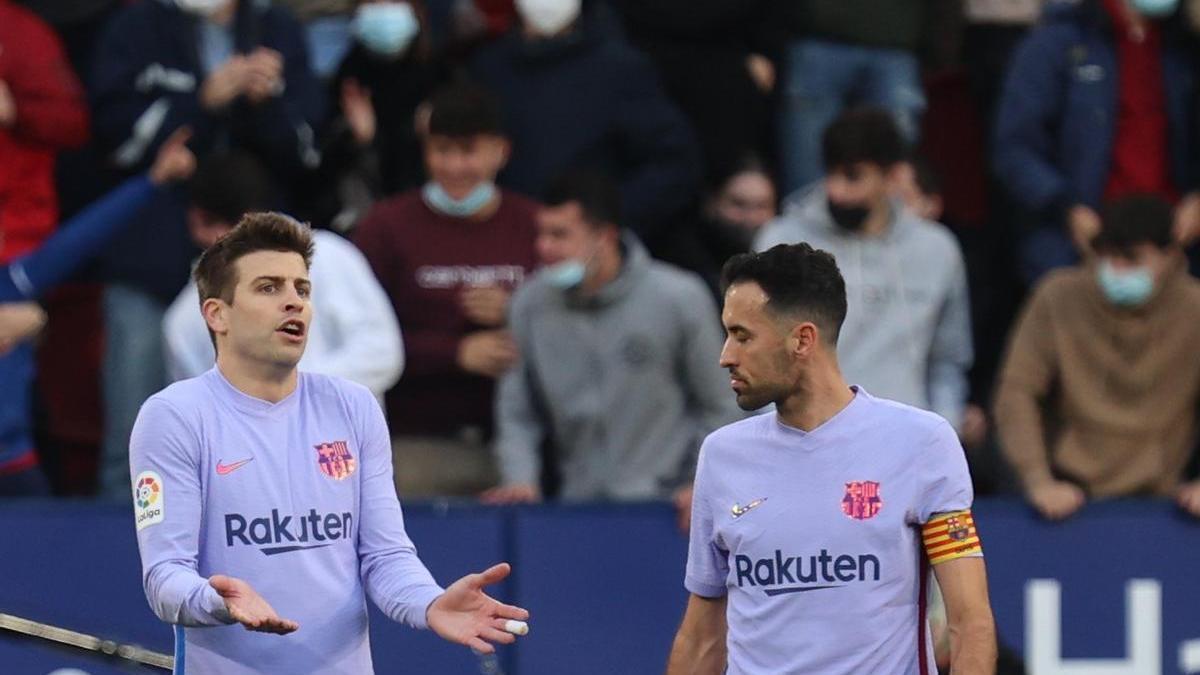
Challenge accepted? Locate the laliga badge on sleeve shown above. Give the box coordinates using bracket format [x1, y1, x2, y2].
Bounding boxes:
[133, 470, 165, 531]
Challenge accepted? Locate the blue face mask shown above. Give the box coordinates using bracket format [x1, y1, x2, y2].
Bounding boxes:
[1098, 260, 1155, 307]
[422, 182, 496, 218]
[1132, 0, 1178, 17]
[543, 260, 586, 289]
[353, 3, 420, 58]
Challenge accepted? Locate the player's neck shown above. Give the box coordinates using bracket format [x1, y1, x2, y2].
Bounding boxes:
[776, 367, 854, 432]
[216, 357, 299, 403]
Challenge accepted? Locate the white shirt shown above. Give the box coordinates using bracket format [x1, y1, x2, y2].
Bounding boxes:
[164, 229, 404, 399]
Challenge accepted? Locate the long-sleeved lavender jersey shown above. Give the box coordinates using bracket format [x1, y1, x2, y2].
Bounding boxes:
[130, 368, 445, 674]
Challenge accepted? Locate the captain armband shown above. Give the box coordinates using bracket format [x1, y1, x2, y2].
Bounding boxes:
[921, 509, 982, 565]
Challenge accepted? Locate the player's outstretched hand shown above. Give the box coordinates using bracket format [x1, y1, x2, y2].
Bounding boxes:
[426, 563, 530, 654]
[209, 574, 299, 635]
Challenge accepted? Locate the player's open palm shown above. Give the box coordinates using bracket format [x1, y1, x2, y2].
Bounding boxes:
[209, 575, 299, 635]
[427, 563, 530, 654]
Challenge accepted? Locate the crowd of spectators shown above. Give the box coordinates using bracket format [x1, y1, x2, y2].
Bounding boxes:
[2, 0, 1200, 539]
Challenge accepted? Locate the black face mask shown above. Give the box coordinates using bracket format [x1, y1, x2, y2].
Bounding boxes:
[827, 198, 870, 232]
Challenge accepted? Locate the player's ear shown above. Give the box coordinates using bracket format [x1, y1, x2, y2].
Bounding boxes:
[202, 297, 230, 337]
[790, 322, 818, 358]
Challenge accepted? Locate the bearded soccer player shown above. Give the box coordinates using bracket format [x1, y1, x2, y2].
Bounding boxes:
[667, 244, 996, 674]
[129, 213, 528, 673]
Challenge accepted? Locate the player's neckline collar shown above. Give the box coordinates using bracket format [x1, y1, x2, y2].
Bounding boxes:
[207, 367, 303, 415]
[773, 385, 866, 442]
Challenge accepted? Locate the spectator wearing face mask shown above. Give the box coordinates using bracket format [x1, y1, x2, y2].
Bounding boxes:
[469, 0, 701, 243]
[995, 194, 1200, 520]
[302, 0, 443, 231]
[353, 81, 539, 497]
[993, 0, 1200, 284]
[483, 171, 739, 532]
[664, 154, 778, 301]
[755, 108, 973, 434]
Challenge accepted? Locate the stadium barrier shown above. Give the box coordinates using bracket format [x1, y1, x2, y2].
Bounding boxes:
[0, 498, 1192, 674]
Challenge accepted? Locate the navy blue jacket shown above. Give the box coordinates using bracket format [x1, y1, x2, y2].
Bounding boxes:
[88, 0, 322, 302]
[469, 6, 700, 239]
[993, 1, 1197, 219]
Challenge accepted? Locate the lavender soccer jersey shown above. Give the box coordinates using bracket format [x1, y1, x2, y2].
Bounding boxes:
[130, 368, 444, 674]
[685, 388, 974, 674]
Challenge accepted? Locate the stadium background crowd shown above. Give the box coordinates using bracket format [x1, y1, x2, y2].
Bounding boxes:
[3, 0, 1200, 556]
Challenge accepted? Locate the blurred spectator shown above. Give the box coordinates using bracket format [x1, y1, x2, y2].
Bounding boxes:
[993, 0, 1200, 285]
[89, 0, 323, 498]
[0, 0, 90, 262]
[894, 157, 991, 450]
[672, 154, 778, 300]
[994, 195, 1200, 520]
[353, 81, 539, 497]
[483, 171, 739, 529]
[610, 0, 776, 183]
[468, 0, 701, 243]
[275, 0, 356, 79]
[774, 1, 928, 193]
[303, 0, 442, 231]
[0, 130, 194, 496]
[755, 109, 973, 432]
[163, 151, 403, 399]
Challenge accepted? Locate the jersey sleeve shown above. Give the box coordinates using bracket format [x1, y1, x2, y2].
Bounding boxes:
[912, 420, 981, 564]
[914, 418, 975, 525]
[353, 386, 446, 628]
[130, 397, 234, 627]
[684, 440, 729, 598]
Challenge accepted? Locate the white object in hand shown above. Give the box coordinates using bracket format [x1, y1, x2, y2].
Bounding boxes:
[503, 620, 529, 636]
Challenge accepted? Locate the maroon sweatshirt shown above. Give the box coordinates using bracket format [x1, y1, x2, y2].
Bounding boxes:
[354, 188, 540, 436]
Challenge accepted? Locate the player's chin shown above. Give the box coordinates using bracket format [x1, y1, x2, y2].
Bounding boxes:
[734, 392, 765, 411]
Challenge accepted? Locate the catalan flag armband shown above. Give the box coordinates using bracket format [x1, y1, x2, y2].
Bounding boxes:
[922, 510, 983, 565]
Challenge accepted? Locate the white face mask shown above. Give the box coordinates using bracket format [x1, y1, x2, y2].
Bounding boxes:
[515, 0, 581, 37]
[176, 0, 232, 17]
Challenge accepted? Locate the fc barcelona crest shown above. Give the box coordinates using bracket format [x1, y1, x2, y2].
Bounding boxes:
[946, 516, 970, 541]
[316, 441, 356, 481]
[842, 480, 883, 520]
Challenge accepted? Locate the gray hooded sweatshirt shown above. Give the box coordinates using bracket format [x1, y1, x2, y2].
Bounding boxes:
[494, 234, 741, 500]
[753, 184, 973, 427]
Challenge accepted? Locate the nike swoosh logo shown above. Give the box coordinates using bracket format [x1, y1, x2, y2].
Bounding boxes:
[731, 498, 767, 518]
[215, 458, 254, 476]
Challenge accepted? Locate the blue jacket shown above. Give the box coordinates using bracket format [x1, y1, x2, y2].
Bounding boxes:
[88, 0, 322, 302]
[1, 177, 157, 470]
[993, 1, 1197, 218]
[469, 4, 700, 239]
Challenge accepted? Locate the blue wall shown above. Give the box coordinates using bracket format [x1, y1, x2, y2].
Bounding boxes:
[0, 499, 1194, 674]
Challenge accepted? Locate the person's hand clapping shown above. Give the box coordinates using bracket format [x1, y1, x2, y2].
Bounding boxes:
[209, 575, 299, 634]
[243, 48, 284, 105]
[199, 56, 251, 111]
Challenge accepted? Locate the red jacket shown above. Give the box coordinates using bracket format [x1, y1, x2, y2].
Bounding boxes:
[0, 0, 89, 263]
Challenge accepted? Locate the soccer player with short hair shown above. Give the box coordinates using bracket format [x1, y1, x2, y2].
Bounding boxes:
[667, 244, 996, 674]
[129, 213, 528, 673]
